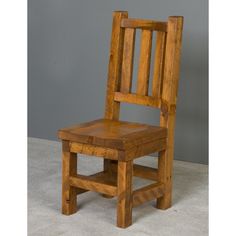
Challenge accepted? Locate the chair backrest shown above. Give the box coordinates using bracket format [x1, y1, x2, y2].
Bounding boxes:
[104, 11, 183, 128]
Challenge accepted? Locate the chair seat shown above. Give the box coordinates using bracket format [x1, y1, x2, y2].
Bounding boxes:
[58, 119, 167, 150]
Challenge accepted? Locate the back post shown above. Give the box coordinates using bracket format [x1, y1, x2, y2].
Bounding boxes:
[104, 11, 128, 120]
[157, 16, 184, 209]
[103, 11, 128, 182]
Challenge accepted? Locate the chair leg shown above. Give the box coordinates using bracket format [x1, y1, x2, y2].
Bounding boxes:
[117, 160, 133, 228]
[102, 160, 117, 198]
[61, 140, 77, 215]
[156, 149, 173, 209]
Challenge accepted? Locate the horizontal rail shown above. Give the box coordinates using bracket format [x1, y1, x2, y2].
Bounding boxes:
[114, 92, 161, 108]
[70, 140, 166, 161]
[121, 18, 168, 32]
[110, 162, 158, 181]
[133, 182, 165, 207]
[133, 164, 158, 181]
[125, 138, 167, 161]
[69, 173, 117, 196]
[70, 142, 120, 160]
[75, 171, 116, 195]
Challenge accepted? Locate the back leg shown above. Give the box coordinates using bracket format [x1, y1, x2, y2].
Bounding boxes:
[102, 160, 117, 198]
[156, 149, 173, 209]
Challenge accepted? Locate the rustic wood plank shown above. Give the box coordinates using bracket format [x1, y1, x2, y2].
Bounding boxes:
[137, 30, 152, 96]
[133, 183, 165, 207]
[124, 138, 167, 161]
[152, 31, 166, 98]
[77, 171, 117, 198]
[117, 161, 133, 228]
[70, 142, 120, 160]
[133, 164, 158, 181]
[120, 28, 136, 93]
[121, 18, 167, 32]
[121, 128, 167, 149]
[76, 171, 116, 195]
[114, 92, 160, 108]
[61, 141, 77, 215]
[59, 119, 167, 150]
[102, 161, 117, 198]
[161, 16, 184, 105]
[109, 162, 158, 181]
[105, 11, 128, 120]
[157, 16, 184, 210]
[157, 116, 175, 209]
[69, 174, 117, 196]
[70, 137, 166, 162]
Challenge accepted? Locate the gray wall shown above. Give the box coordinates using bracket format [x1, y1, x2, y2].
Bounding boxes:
[28, 0, 208, 164]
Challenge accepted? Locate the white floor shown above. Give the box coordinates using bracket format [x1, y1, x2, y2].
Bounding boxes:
[28, 137, 208, 236]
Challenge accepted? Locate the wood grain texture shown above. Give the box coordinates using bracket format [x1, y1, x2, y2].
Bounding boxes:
[114, 92, 160, 108]
[157, 16, 184, 210]
[152, 31, 166, 98]
[156, 115, 175, 209]
[161, 16, 184, 105]
[76, 171, 116, 195]
[117, 161, 133, 228]
[69, 173, 117, 196]
[70, 138, 166, 162]
[105, 11, 128, 120]
[124, 138, 167, 161]
[61, 141, 77, 215]
[120, 28, 136, 93]
[133, 164, 158, 181]
[137, 30, 152, 96]
[58, 119, 167, 150]
[121, 18, 167, 32]
[109, 162, 158, 181]
[133, 183, 165, 207]
[58, 12, 184, 228]
[70, 142, 120, 160]
[102, 161, 117, 198]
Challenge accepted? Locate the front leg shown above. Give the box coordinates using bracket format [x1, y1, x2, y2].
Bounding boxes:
[61, 140, 77, 215]
[117, 160, 133, 228]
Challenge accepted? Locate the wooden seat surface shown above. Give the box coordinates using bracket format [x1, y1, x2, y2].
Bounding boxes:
[58, 119, 167, 150]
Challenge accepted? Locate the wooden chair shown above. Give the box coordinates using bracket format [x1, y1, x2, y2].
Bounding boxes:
[58, 11, 183, 228]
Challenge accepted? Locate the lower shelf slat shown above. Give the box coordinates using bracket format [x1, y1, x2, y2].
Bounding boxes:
[69, 172, 117, 196]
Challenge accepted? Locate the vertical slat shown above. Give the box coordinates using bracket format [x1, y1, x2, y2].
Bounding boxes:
[152, 31, 166, 98]
[117, 161, 133, 228]
[104, 11, 128, 120]
[62, 140, 77, 215]
[120, 28, 136, 93]
[136, 29, 152, 96]
[157, 16, 184, 210]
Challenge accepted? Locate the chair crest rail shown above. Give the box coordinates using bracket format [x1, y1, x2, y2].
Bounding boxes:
[121, 18, 168, 32]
